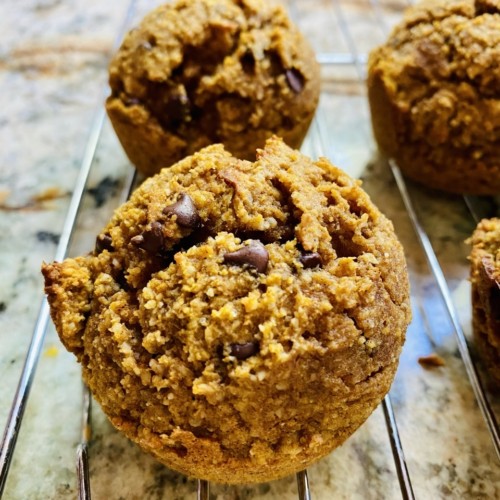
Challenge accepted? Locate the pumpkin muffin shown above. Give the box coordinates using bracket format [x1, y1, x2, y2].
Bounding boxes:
[469, 217, 500, 385]
[367, 0, 500, 194]
[106, 0, 321, 176]
[42, 138, 411, 483]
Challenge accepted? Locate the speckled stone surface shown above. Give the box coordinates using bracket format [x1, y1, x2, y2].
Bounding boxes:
[1, 1, 499, 499]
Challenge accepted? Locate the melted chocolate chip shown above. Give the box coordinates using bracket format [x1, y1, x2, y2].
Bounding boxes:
[285, 68, 305, 94]
[230, 341, 259, 360]
[266, 50, 284, 77]
[300, 252, 322, 269]
[95, 233, 114, 254]
[223, 241, 269, 273]
[132, 222, 164, 253]
[240, 49, 256, 74]
[147, 35, 157, 47]
[163, 193, 200, 228]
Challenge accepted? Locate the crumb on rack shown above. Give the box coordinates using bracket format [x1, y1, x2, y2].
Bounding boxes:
[418, 353, 445, 369]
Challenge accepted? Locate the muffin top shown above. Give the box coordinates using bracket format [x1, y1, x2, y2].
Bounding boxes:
[42, 137, 411, 483]
[368, 0, 500, 149]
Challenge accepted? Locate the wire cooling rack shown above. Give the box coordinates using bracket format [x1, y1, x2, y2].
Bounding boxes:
[1, 1, 499, 498]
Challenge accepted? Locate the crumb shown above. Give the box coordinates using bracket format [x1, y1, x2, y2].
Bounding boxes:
[418, 353, 446, 369]
[44, 345, 59, 358]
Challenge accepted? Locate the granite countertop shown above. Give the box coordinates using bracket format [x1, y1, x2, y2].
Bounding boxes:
[0, 1, 498, 499]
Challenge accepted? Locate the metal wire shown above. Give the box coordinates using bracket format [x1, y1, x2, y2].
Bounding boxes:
[77, 383, 92, 500]
[374, 0, 499, 452]
[390, 160, 500, 460]
[362, 0, 499, 468]
[316, 52, 367, 66]
[296, 470, 312, 500]
[197, 479, 210, 500]
[76, 166, 140, 500]
[0, 1, 138, 496]
[368, 0, 390, 34]
[0, 71, 106, 500]
[382, 396, 415, 500]
[329, 0, 367, 79]
[321, 1, 416, 498]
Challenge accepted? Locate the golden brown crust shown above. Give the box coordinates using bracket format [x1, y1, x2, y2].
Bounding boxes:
[42, 137, 411, 483]
[41, 258, 92, 356]
[106, 0, 321, 176]
[367, 0, 500, 195]
[469, 217, 500, 386]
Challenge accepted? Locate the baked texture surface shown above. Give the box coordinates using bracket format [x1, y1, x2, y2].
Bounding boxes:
[469, 217, 500, 386]
[367, 0, 500, 195]
[106, 0, 321, 177]
[42, 137, 411, 483]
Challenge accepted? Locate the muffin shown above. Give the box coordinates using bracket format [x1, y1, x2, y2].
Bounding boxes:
[367, 0, 500, 195]
[469, 217, 500, 385]
[42, 137, 411, 483]
[106, 0, 321, 177]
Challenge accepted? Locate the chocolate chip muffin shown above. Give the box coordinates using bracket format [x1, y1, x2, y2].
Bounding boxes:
[367, 0, 500, 195]
[469, 217, 500, 385]
[106, 0, 321, 177]
[42, 137, 411, 483]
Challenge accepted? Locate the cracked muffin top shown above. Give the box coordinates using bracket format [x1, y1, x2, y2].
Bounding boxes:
[106, 0, 321, 176]
[42, 137, 411, 483]
[367, 0, 500, 194]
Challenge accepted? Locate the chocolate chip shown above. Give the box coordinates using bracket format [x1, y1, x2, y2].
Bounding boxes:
[163, 193, 200, 228]
[95, 233, 114, 253]
[147, 35, 157, 47]
[164, 92, 190, 124]
[266, 50, 284, 77]
[285, 68, 305, 94]
[223, 241, 269, 273]
[132, 222, 164, 253]
[240, 49, 256, 74]
[300, 252, 322, 269]
[230, 341, 259, 360]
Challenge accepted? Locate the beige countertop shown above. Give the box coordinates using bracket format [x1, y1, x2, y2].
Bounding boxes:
[0, 0, 498, 498]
